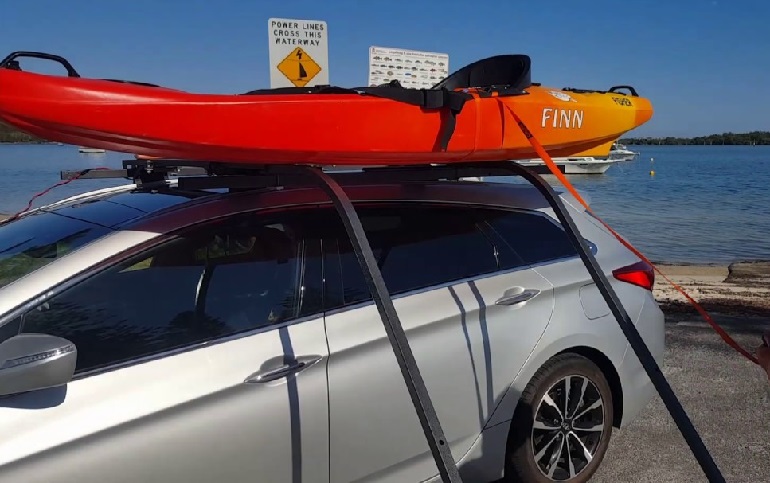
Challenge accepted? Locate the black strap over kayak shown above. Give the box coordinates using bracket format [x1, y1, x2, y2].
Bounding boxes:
[243, 84, 472, 151]
[353, 85, 472, 151]
[241, 55, 533, 151]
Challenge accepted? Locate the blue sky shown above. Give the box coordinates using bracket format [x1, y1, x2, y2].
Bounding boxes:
[4, 0, 769, 137]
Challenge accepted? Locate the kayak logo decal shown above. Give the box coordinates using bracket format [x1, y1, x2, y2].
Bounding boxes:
[547, 90, 577, 103]
[612, 96, 633, 107]
[541, 108, 584, 129]
[277, 47, 322, 88]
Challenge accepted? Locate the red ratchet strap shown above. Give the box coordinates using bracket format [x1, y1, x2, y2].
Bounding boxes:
[3, 168, 108, 224]
[504, 104, 759, 365]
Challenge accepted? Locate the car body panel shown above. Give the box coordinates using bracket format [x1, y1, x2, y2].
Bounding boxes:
[433, 419, 511, 483]
[324, 266, 554, 482]
[0, 178, 665, 482]
[617, 292, 666, 426]
[0, 318, 330, 483]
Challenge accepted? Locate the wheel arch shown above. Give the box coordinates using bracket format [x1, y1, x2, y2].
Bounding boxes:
[557, 346, 624, 428]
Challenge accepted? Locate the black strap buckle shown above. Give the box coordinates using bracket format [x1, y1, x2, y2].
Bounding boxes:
[422, 89, 449, 110]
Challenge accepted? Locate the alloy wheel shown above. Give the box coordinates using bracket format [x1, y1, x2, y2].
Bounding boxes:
[530, 374, 606, 481]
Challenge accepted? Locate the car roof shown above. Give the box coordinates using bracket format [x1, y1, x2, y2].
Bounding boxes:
[14, 178, 571, 232]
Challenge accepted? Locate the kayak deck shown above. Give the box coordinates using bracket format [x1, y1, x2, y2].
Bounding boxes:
[0, 51, 652, 164]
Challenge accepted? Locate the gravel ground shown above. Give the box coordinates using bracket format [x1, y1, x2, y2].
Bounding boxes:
[592, 263, 770, 483]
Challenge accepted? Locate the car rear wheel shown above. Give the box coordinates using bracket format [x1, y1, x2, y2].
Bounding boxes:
[504, 353, 614, 483]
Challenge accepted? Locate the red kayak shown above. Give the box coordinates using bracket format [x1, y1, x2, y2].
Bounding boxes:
[0, 51, 653, 165]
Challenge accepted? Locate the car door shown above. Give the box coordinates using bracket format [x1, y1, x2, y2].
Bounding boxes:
[318, 202, 555, 482]
[0, 210, 330, 483]
[458, 206, 567, 429]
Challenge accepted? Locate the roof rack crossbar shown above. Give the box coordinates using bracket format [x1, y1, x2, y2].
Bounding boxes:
[60, 165, 209, 182]
[173, 164, 525, 191]
[61, 160, 532, 190]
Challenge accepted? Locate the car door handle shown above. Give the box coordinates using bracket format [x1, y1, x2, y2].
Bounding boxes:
[495, 288, 541, 306]
[245, 355, 322, 384]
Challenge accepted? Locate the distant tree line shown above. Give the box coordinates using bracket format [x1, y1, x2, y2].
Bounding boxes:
[620, 131, 770, 146]
[0, 122, 48, 143]
[3, 120, 769, 147]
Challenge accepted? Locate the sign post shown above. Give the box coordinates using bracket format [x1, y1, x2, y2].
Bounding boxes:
[268, 18, 329, 88]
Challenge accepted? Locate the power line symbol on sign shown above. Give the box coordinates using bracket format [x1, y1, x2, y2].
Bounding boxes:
[277, 47, 322, 88]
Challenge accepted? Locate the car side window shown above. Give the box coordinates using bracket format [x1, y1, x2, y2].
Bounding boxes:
[17, 212, 315, 374]
[478, 208, 578, 267]
[323, 204, 500, 310]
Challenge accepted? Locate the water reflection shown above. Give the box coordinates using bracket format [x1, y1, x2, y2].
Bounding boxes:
[483, 146, 770, 263]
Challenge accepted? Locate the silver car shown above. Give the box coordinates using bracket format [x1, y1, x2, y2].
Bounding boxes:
[0, 177, 664, 483]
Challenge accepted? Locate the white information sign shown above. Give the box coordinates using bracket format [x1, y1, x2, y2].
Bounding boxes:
[268, 18, 329, 88]
[368, 46, 449, 89]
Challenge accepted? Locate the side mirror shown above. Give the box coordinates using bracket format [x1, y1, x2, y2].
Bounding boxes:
[0, 333, 77, 397]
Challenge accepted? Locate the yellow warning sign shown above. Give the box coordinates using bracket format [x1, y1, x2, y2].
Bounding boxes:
[276, 47, 322, 88]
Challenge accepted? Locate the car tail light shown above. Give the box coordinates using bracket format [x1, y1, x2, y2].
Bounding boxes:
[612, 260, 655, 291]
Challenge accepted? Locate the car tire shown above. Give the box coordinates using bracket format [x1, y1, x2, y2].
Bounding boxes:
[503, 353, 614, 483]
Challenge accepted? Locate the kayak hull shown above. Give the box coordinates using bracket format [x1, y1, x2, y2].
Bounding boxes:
[0, 67, 653, 165]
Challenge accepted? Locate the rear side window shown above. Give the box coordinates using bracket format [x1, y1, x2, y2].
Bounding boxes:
[0, 212, 110, 289]
[479, 208, 578, 267]
[324, 204, 500, 309]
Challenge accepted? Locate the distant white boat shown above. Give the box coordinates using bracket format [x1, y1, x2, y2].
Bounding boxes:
[78, 146, 106, 153]
[515, 156, 619, 175]
[607, 142, 639, 162]
[459, 157, 619, 181]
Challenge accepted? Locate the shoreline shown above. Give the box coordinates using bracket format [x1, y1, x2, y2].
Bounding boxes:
[651, 261, 770, 320]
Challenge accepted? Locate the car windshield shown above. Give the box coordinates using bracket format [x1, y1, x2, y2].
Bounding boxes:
[0, 211, 111, 289]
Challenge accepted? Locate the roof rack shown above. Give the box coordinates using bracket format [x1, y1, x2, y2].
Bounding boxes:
[61, 157, 539, 189]
[59, 158, 725, 483]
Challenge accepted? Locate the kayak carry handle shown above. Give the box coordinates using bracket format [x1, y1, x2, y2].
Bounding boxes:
[0, 51, 80, 77]
[608, 85, 639, 97]
[562, 85, 640, 97]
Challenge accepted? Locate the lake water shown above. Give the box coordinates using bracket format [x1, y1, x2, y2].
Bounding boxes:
[1, 144, 768, 265]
